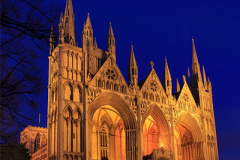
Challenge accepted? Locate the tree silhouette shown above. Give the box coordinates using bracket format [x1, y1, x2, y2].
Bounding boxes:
[0, 0, 62, 144]
[0, 142, 31, 160]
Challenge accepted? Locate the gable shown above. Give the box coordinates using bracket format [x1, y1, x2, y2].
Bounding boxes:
[88, 56, 129, 94]
[140, 68, 167, 103]
[176, 81, 198, 113]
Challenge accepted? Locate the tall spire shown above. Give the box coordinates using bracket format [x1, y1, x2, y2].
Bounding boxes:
[82, 14, 93, 46]
[192, 38, 199, 65]
[108, 22, 114, 37]
[163, 57, 172, 96]
[107, 22, 116, 61]
[164, 57, 171, 80]
[86, 13, 92, 28]
[128, 44, 137, 67]
[128, 44, 138, 87]
[60, 0, 77, 46]
[192, 38, 202, 88]
[176, 79, 180, 93]
[65, 0, 73, 16]
[202, 65, 207, 86]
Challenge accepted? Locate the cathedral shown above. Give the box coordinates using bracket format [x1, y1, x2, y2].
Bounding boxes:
[20, 0, 219, 160]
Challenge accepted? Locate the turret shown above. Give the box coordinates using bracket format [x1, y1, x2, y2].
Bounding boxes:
[82, 13, 94, 46]
[59, 0, 77, 46]
[128, 44, 138, 86]
[50, 25, 55, 54]
[163, 57, 172, 96]
[107, 22, 116, 61]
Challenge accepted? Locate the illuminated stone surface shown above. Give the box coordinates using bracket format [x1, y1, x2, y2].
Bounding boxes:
[21, 0, 219, 159]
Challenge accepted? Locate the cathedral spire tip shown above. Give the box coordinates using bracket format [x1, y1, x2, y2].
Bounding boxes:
[86, 13, 92, 28]
[108, 22, 114, 37]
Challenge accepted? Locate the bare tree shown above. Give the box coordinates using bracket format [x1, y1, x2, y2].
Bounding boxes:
[0, 0, 62, 144]
[0, 142, 31, 160]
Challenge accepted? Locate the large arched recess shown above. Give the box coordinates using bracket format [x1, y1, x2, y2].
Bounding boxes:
[88, 92, 138, 160]
[175, 113, 202, 143]
[141, 104, 171, 156]
[175, 113, 204, 160]
[89, 92, 137, 129]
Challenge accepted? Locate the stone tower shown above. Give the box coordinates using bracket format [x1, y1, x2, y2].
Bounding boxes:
[46, 0, 219, 160]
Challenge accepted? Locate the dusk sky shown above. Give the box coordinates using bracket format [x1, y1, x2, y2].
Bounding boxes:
[37, 0, 240, 159]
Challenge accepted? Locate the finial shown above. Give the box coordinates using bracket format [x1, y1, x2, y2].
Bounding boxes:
[110, 22, 111, 24]
[150, 61, 154, 69]
[88, 13, 89, 16]
[182, 75, 186, 82]
[131, 42, 132, 45]
[165, 56, 167, 62]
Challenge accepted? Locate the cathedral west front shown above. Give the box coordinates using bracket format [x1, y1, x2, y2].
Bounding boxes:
[21, 0, 219, 160]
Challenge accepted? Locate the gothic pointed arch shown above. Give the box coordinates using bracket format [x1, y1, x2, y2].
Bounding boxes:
[89, 92, 136, 129]
[89, 92, 138, 160]
[176, 113, 202, 143]
[175, 112, 204, 160]
[141, 104, 171, 156]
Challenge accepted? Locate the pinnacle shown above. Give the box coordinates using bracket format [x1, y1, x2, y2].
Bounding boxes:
[176, 78, 180, 93]
[164, 57, 171, 80]
[86, 13, 92, 28]
[202, 65, 207, 85]
[192, 38, 199, 65]
[65, 0, 74, 16]
[94, 37, 98, 48]
[108, 22, 114, 37]
[129, 44, 137, 67]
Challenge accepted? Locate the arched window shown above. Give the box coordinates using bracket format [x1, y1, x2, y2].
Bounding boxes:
[65, 84, 73, 100]
[156, 95, 160, 102]
[74, 86, 82, 102]
[100, 127, 108, 160]
[35, 133, 41, 151]
[150, 93, 154, 101]
[106, 81, 110, 89]
[98, 79, 102, 87]
[64, 108, 73, 152]
[114, 83, 118, 91]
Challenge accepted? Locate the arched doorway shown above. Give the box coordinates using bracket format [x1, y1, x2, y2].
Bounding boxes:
[89, 92, 137, 160]
[142, 105, 171, 158]
[91, 105, 126, 160]
[174, 113, 203, 160]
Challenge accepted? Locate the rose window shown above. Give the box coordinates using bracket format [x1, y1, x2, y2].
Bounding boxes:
[105, 68, 117, 80]
[150, 81, 158, 92]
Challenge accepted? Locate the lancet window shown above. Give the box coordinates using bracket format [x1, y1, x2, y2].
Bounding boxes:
[100, 127, 108, 160]
[35, 133, 41, 151]
[64, 108, 73, 152]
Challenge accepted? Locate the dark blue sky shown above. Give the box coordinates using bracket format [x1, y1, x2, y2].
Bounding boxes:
[38, 0, 240, 159]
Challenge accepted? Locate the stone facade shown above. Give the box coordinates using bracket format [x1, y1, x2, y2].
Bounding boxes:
[23, 0, 219, 160]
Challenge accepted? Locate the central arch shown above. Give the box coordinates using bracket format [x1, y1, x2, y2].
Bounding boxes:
[174, 113, 203, 160]
[89, 92, 137, 160]
[142, 104, 171, 158]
